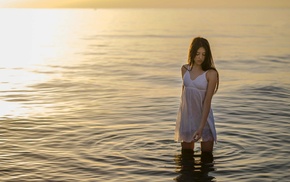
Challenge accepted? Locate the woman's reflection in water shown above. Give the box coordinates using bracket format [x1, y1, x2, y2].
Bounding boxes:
[174, 149, 216, 182]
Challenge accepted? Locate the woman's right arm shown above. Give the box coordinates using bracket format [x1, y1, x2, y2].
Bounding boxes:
[181, 65, 187, 90]
[181, 64, 187, 78]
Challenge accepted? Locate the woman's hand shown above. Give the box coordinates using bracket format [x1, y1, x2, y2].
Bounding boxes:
[193, 128, 203, 142]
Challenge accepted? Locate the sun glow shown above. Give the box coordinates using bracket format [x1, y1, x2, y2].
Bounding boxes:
[0, 9, 76, 118]
[0, 9, 76, 68]
[0, 10, 60, 68]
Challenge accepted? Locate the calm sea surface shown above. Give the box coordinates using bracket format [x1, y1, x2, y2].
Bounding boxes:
[1, 9, 290, 181]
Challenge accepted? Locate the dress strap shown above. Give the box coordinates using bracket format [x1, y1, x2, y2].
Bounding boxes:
[182, 64, 191, 71]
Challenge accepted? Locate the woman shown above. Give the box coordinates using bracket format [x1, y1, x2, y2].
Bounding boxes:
[175, 37, 219, 152]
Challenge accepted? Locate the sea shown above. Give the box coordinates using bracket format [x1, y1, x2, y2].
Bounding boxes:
[1, 8, 290, 182]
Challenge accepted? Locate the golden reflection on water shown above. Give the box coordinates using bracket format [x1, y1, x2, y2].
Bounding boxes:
[0, 101, 22, 116]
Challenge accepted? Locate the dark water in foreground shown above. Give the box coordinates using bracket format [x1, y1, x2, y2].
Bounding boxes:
[1, 9, 290, 181]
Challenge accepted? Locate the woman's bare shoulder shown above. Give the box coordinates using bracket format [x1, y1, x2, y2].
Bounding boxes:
[206, 69, 218, 80]
[181, 64, 190, 70]
[181, 64, 189, 77]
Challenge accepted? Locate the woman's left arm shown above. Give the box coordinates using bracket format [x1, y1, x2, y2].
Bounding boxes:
[193, 69, 218, 141]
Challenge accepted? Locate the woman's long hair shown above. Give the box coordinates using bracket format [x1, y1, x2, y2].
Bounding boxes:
[188, 37, 219, 93]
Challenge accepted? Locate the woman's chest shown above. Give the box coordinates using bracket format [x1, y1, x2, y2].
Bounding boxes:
[183, 71, 208, 90]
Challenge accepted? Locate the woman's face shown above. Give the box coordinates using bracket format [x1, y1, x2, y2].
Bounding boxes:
[194, 47, 206, 66]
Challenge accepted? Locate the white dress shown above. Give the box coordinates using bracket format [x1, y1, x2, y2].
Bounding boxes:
[175, 66, 217, 143]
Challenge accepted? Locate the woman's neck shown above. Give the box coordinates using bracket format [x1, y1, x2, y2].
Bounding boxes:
[191, 64, 202, 71]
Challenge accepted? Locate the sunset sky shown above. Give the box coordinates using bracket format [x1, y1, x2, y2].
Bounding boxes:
[1, 0, 290, 8]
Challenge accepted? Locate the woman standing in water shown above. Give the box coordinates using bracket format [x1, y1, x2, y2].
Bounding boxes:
[175, 37, 219, 152]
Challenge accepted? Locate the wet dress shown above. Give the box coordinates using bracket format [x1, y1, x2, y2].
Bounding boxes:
[175, 65, 217, 143]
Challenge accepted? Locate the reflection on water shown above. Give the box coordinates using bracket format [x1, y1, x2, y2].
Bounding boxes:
[174, 150, 215, 182]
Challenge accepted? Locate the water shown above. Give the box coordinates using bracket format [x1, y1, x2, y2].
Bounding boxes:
[1, 9, 290, 181]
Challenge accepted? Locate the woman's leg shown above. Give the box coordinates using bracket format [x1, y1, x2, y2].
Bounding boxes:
[181, 141, 195, 150]
[201, 141, 214, 152]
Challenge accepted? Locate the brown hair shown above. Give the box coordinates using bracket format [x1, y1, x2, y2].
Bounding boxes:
[188, 37, 219, 93]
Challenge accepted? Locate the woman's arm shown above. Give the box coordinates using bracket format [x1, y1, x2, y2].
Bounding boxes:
[193, 69, 218, 141]
[181, 65, 187, 78]
[181, 65, 187, 90]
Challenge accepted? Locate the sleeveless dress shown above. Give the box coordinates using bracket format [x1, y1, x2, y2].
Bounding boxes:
[175, 65, 217, 143]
